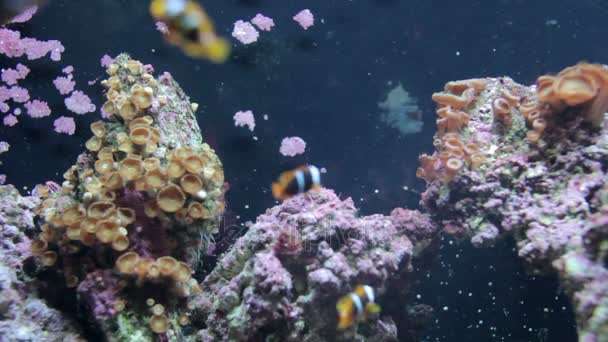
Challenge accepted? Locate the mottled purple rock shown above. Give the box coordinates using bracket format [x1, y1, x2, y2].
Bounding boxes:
[421, 76, 608, 341]
[191, 188, 439, 341]
[0, 185, 83, 341]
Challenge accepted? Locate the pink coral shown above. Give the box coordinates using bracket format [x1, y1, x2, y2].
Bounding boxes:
[232, 20, 259, 44]
[53, 116, 76, 135]
[293, 9, 314, 30]
[24, 100, 51, 118]
[1, 64, 29, 85]
[251, 14, 275, 31]
[62, 65, 74, 74]
[233, 110, 256, 131]
[65, 90, 95, 114]
[3, 115, 17, 127]
[279, 137, 307, 156]
[100, 54, 114, 68]
[53, 75, 75, 95]
[8, 86, 29, 103]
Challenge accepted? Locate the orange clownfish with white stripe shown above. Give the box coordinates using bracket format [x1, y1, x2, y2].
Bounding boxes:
[336, 285, 381, 330]
[272, 165, 322, 200]
[150, 0, 230, 63]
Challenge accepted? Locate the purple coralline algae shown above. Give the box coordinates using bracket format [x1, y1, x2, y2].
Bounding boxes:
[419, 64, 608, 341]
[191, 188, 438, 341]
[0, 185, 83, 341]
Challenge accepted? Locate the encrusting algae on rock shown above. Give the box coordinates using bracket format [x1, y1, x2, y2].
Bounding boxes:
[29, 54, 226, 340]
[419, 63, 608, 341]
[190, 188, 439, 341]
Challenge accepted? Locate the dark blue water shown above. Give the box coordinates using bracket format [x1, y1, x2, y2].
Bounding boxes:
[2, 0, 602, 340]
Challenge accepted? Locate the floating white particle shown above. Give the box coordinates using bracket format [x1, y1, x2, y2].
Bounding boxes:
[456, 51, 460, 56]
[374, 189, 379, 194]
[443, 306, 448, 311]
[244, 205, 249, 209]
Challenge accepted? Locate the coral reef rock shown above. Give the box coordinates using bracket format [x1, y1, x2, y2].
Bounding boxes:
[30, 54, 225, 341]
[0, 185, 84, 341]
[192, 188, 439, 341]
[419, 63, 608, 342]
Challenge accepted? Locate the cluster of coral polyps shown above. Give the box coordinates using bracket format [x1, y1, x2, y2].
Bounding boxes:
[419, 63, 608, 341]
[30, 54, 225, 339]
[190, 188, 438, 341]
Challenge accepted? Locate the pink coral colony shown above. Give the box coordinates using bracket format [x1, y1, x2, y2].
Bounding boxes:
[251, 14, 275, 31]
[279, 136, 307, 156]
[233, 110, 256, 131]
[232, 20, 259, 44]
[293, 9, 314, 30]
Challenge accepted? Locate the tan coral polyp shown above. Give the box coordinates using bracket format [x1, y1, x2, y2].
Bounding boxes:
[183, 155, 205, 174]
[85, 136, 103, 152]
[527, 130, 541, 143]
[117, 207, 136, 226]
[62, 205, 86, 225]
[95, 219, 118, 243]
[180, 174, 203, 195]
[143, 158, 161, 171]
[492, 98, 511, 115]
[175, 262, 192, 282]
[102, 172, 123, 190]
[80, 217, 98, 233]
[119, 101, 138, 120]
[90, 121, 106, 137]
[156, 256, 178, 277]
[129, 116, 153, 130]
[116, 252, 139, 274]
[553, 73, 598, 106]
[157, 184, 186, 213]
[149, 314, 169, 334]
[112, 234, 130, 251]
[98, 147, 115, 161]
[187, 202, 205, 219]
[131, 87, 154, 109]
[119, 157, 144, 181]
[87, 201, 116, 219]
[40, 250, 58, 266]
[167, 161, 185, 179]
[130, 126, 152, 146]
[95, 159, 114, 175]
[31, 238, 48, 254]
[144, 168, 167, 189]
[446, 158, 464, 173]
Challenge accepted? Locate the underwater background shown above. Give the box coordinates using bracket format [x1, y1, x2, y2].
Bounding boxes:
[1, 0, 608, 341]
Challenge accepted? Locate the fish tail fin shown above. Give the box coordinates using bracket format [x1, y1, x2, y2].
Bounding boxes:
[272, 182, 285, 200]
[366, 302, 381, 315]
[204, 38, 230, 63]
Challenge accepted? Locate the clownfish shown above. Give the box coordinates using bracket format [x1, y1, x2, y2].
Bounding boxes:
[336, 285, 381, 330]
[150, 0, 230, 63]
[271, 165, 322, 200]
